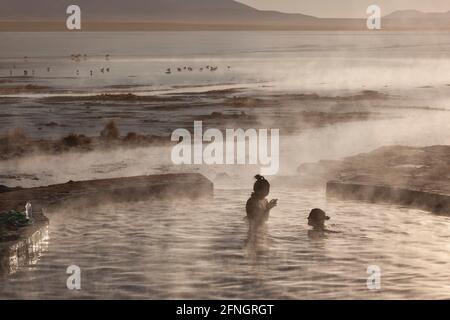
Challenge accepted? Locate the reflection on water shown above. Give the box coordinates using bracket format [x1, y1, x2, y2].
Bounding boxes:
[0, 225, 49, 276]
[0, 188, 449, 299]
[245, 223, 271, 262]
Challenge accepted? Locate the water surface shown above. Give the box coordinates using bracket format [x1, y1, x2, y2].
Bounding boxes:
[1, 188, 449, 299]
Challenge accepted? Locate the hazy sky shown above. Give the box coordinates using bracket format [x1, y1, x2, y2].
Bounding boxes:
[237, 0, 450, 18]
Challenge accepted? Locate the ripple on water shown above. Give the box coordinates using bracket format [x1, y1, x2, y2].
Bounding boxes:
[0, 188, 449, 299]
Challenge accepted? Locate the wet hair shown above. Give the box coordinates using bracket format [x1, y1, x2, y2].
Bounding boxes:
[252, 174, 270, 197]
[307, 208, 330, 221]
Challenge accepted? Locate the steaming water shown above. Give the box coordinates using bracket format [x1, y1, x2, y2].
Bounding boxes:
[1, 31, 450, 93]
[1, 31, 450, 299]
[2, 110, 450, 187]
[1, 187, 449, 299]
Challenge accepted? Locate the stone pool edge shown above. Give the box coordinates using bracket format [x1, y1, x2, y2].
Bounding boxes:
[326, 180, 450, 215]
[0, 173, 214, 274]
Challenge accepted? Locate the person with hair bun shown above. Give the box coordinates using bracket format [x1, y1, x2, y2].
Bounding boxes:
[246, 175, 278, 228]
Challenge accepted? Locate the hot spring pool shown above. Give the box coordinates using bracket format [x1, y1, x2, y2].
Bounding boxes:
[1, 187, 449, 299]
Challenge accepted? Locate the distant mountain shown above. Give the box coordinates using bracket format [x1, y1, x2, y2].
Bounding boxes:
[0, 0, 318, 24]
[383, 10, 450, 30]
[384, 9, 450, 20]
[0, 1, 449, 31]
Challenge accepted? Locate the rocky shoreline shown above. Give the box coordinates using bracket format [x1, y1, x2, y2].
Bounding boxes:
[326, 181, 450, 215]
[297, 145, 450, 215]
[0, 88, 391, 162]
[0, 121, 171, 162]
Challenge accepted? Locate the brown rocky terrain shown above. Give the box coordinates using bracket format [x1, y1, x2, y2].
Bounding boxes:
[289, 145, 450, 215]
[297, 145, 450, 194]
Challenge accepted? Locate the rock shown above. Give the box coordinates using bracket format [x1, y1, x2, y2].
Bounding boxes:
[44, 121, 59, 127]
[0, 185, 22, 193]
[316, 145, 450, 215]
[0, 185, 12, 193]
[327, 181, 450, 215]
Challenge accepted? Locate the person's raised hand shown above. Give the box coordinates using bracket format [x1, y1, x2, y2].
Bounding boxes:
[268, 199, 278, 209]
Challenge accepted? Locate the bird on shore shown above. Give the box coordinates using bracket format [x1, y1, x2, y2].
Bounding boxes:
[101, 68, 105, 73]
[24, 70, 28, 76]
[165, 68, 171, 74]
[90, 70, 93, 76]
[70, 54, 82, 62]
[177, 68, 182, 72]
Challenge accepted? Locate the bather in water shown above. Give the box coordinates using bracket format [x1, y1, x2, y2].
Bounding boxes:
[245, 175, 277, 231]
[307, 208, 339, 237]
